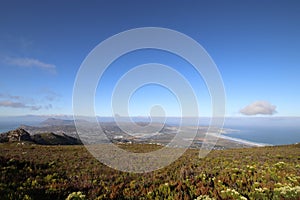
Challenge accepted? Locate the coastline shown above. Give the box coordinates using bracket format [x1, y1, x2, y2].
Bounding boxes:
[217, 133, 272, 147]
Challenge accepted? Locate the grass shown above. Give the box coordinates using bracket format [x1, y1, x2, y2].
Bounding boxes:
[0, 142, 300, 199]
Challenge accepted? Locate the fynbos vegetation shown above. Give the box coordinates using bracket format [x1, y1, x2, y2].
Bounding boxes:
[0, 143, 299, 199]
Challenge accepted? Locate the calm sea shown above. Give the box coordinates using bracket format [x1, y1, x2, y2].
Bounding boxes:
[0, 122, 19, 133]
[223, 117, 300, 145]
[0, 121, 39, 133]
[223, 126, 300, 145]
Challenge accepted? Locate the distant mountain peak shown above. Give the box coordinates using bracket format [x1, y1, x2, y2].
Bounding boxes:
[40, 118, 75, 126]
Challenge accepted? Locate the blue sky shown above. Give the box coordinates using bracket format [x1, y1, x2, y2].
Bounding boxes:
[0, 0, 300, 117]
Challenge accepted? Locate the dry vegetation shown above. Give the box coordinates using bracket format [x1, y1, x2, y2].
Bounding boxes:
[1, 142, 300, 199]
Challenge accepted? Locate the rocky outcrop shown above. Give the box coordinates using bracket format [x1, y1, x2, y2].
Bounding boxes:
[0, 128, 82, 145]
[0, 128, 32, 143]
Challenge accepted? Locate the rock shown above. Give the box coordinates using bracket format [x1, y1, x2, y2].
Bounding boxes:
[0, 127, 82, 145]
[5, 128, 32, 142]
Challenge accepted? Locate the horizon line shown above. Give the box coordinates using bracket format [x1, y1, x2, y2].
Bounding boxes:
[0, 114, 300, 118]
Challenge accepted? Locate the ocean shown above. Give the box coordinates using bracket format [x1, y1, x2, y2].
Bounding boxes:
[222, 117, 300, 145]
[223, 125, 300, 146]
[0, 121, 39, 133]
[0, 122, 22, 133]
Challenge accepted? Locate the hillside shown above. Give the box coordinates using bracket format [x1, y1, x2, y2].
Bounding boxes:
[0, 143, 299, 200]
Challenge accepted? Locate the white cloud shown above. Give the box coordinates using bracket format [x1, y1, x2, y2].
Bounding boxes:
[39, 88, 61, 101]
[0, 100, 41, 110]
[6, 57, 56, 74]
[0, 93, 51, 111]
[0, 93, 22, 100]
[240, 101, 277, 115]
[44, 104, 53, 110]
